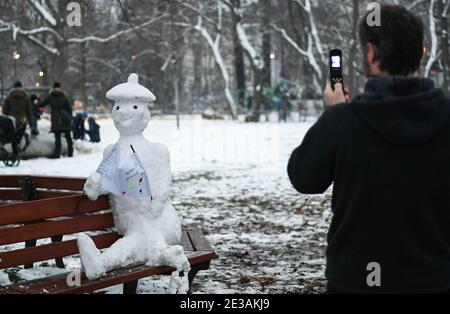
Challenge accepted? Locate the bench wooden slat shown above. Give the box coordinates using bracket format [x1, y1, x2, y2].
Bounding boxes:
[188, 229, 213, 251]
[0, 190, 82, 203]
[0, 176, 22, 188]
[0, 176, 86, 191]
[0, 213, 114, 245]
[0, 189, 21, 200]
[32, 176, 86, 191]
[0, 232, 121, 269]
[180, 230, 194, 252]
[0, 195, 110, 225]
[37, 190, 82, 199]
[0, 251, 216, 294]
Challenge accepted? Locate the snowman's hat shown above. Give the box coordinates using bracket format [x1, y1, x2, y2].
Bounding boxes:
[106, 74, 156, 104]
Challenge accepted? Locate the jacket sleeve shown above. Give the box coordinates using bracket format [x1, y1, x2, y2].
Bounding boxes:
[38, 96, 50, 108]
[3, 97, 10, 115]
[26, 98, 32, 126]
[287, 108, 337, 194]
[65, 98, 73, 117]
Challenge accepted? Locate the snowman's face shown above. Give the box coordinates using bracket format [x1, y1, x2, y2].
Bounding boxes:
[112, 101, 150, 135]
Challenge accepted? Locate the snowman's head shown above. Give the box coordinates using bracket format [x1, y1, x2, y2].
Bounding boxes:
[112, 101, 151, 136]
[106, 74, 156, 136]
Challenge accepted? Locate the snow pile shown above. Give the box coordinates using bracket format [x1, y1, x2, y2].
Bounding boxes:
[4, 119, 101, 158]
[26, 130, 66, 158]
[0, 271, 10, 286]
[78, 74, 189, 290]
[73, 140, 102, 155]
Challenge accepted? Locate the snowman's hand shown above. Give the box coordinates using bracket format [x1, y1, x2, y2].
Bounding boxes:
[84, 172, 103, 201]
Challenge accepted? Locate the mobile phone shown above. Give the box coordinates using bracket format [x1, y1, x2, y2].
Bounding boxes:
[329, 49, 344, 91]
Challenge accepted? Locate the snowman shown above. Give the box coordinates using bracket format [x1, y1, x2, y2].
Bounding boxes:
[78, 74, 190, 282]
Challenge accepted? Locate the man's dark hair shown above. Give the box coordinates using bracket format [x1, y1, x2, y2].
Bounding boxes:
[14, 81, 22, 88]
[53, 82, 61, 89]
[359, 5, 424, 76]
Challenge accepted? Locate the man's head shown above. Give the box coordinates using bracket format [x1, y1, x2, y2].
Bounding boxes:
[14, 81, 22, 88]
[53, 82, 61, 89]
[359, 5, 424, 77]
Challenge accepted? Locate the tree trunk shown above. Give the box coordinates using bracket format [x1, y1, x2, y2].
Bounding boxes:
[193, 38, 203, 99]
[348, 0, 359, 97]
[81, 43, 88, 109]
[174, 78, 180, 130]
[232, 0, 246, 106]
[438, 0, 449, 95]
[261, 0, 272, 87]
[54, 0, 70, 87]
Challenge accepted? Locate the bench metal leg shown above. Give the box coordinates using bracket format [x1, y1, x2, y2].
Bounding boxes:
[188, 261, 211, 294]
[51, 236, 65, 269]
[24, 236, 65, 269]
[123, 280, 139, 294]
[22, 177, 40, 270]
[24, 239, 37, 269]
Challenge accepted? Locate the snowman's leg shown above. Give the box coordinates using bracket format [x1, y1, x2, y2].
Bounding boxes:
[77, 233, 106, 280]
[161, 245, 190, 271]
[101, 234, 141, 272]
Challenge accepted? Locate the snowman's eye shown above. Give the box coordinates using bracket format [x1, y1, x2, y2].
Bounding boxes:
[116, 106, 120, 111]
[133, 106, 138, 110]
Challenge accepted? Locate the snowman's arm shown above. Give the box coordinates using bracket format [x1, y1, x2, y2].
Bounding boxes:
[153, 144, 172, 203]
[84, 144, 115, 200]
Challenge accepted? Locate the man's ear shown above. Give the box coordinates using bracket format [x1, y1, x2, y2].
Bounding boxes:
[366, 43, 378, 65]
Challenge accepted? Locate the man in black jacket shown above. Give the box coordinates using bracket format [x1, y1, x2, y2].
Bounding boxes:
[2, 81, 32, 129]
[288, 5, 450, 293]
[40, 82, 73, 158]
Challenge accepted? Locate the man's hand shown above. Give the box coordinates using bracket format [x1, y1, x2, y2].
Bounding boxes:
[324, 83, 350, 106]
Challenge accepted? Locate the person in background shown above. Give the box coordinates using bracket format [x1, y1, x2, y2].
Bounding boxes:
[72, 112, 88, 141]
[30, 94, 41, 136]
[0, 115, 19, 157]
[39, 82, 73, 158]
[85, 116, 101, 143]
[246, 95, 253, 111]
[2, 81, 32, 131]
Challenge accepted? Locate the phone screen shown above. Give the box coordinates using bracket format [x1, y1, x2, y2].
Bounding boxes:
[331, 56, 341, 69]
[330, 49, 343, 89]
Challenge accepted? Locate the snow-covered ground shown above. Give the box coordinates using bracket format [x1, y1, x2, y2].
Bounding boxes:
[0, 114, 332, 294]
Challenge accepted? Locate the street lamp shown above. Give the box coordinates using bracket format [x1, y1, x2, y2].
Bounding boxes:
[12, 51, 21, 81]
[38, 71, 44, 77]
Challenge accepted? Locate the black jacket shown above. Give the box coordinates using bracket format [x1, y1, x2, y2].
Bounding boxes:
[86, 121, 100, 143]
[288, 76, 450, 293]
[40, 89, 72, 133]
[3, 88, 32, 126]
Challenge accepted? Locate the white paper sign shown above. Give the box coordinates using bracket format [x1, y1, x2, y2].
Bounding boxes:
[97, 144, 152, 199]
[97, 144, 121, 196]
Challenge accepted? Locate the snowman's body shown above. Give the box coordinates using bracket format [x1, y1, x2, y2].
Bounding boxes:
[108, 139, 181, 244]
[78, 74, 189, 281]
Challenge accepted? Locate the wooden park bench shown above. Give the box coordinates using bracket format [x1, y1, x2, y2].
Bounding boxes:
[0, 175, 217, 294]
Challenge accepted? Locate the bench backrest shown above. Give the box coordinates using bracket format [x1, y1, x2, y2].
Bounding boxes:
[0, 175, 85, 202]
[0, 176, 119, 270]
